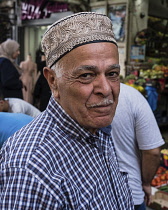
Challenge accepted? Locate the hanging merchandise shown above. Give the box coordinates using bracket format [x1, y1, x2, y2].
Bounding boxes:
[134, 28, 156, 46]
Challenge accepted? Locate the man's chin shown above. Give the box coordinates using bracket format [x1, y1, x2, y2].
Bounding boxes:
[91, 117, 113, 130]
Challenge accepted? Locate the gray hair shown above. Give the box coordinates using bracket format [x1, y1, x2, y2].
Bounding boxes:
[51, 59, 64, 78]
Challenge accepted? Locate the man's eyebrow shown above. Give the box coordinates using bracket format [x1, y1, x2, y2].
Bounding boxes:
[107, 64, 120, 70]
[76, 64, 120, 71]
[77, 65, 97, 71]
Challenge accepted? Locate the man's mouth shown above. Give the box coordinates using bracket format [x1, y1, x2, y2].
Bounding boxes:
[86, 99, 114, 108]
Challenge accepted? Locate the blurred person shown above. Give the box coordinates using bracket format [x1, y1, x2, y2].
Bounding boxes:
[0, 112, 33, 149]
[35, 41, 43, 71]
[20, 53, 39, 104]
[145, 79, 159, 112]
[0, 91, 41, 118]
[0, 39, 23, 99]
[110, 83, 165, 210]
[0, 12, 134, 209]
[34, 52, 51, 111]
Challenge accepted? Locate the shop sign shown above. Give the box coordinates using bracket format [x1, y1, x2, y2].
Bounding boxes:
[21, 0, 69, 20]
[131, 45, 146, 61]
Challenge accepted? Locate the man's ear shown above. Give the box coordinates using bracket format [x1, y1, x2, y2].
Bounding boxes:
[43, 67, 60, 99]
[43, 67, 57, 90]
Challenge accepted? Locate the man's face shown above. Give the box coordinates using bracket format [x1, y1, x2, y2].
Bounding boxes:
[52, 42, 120, 134]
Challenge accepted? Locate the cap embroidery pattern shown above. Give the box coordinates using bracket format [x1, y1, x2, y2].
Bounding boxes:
[41, 12, 117, 68]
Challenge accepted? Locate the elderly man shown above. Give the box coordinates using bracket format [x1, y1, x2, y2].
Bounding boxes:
[0, 12, 134, 209]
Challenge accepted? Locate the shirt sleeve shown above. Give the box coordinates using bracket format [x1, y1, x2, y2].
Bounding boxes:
[134, 92, 165, 150]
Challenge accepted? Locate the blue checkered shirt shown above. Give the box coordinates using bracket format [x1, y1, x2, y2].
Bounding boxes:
[0, 96, 134, 209]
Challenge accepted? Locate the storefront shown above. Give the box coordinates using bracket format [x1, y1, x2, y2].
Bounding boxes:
[18, 0, 74, 64]
[123, 0, 168, 126]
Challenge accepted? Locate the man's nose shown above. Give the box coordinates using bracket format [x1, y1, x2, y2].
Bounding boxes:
[93, 75, 111, 97]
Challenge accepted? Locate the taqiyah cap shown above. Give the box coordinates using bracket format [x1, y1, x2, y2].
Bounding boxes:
[41, 12, 117, 68]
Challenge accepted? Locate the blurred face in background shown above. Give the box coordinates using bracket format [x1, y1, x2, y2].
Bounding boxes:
[0, 100, 8, 112]
[12, 49, 20, 60]
[0, 101, 3, 112]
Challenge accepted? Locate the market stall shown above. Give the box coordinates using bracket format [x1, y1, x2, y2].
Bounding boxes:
[125, 14, 168, 126]
[149, 149, 168, 209]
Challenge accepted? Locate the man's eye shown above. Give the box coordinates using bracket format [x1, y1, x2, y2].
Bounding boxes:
[108, 71, 120, 81]
[78, 73, 95, 84]
[80, 73, 94, 79]
[109, 72, 117, 76]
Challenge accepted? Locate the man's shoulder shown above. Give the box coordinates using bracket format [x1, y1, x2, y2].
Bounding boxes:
[120, 83, 146, 104]
[2, 114, 53, 157]
[120, 83, 141, 95]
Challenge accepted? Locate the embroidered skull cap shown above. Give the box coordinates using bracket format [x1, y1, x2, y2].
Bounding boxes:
[41, 12, 117, 68]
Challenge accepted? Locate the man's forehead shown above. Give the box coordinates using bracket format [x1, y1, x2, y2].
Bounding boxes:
[62, 41, 119, 61]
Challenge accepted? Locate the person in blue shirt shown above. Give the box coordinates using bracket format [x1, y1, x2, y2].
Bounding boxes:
[0, 112, 33, 148]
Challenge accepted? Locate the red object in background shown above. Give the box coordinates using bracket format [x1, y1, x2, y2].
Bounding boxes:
[162, 153, 168, 168]
[127, 79, 136, 85]
[132, 70, 139, 77]
[158, 78, 166, 92]
[151, 166, 168, 187]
